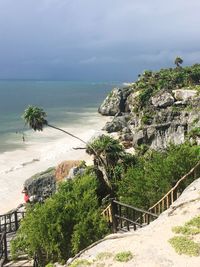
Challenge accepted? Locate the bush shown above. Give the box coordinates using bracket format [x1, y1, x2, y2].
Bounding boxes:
[11, 174, 109, 265]
[117, 143, 200, 209]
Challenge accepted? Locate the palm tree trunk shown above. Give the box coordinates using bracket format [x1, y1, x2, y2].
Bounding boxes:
[47, 123, 112, 189]
[47, 123, 88, 145]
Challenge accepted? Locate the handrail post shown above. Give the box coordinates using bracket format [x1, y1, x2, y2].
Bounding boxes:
[14, 211, 19, 231]
[110, 198, 117, 233]
[3, 232, 8, 262]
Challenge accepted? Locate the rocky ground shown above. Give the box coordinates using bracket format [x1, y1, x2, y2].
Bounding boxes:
[68, 177, 200, 267]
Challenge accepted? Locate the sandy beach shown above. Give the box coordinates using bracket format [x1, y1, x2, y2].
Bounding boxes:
[0, 113, 109, 214]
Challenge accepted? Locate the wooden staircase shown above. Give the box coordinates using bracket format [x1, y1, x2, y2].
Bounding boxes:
[102, 161, 200, 232]
[0, 208, 33, 267]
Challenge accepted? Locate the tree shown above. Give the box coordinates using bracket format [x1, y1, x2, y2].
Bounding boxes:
[86, 135, 126, 195]
[174, 57, 183, 67]
[23, 106, 88, 145]
[22, 106, 117, 194]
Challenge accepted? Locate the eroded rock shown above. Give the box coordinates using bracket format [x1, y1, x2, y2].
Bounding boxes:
[172, 89, 198, 102]
[151, 91, 174, 108]
[98, 88, 125, 116]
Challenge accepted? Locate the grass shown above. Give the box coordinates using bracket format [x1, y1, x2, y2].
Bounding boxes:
[169, 236, 200, 256]
[114, 251, 133, 262]
[70, 259, 91, 267]
[172, 226, 200, 235]
[96, 252, 113, 261]
[45, 264, 54, 267]
[169, 216, 200, 256]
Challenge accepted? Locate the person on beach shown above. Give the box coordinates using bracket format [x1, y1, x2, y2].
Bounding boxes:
[22, 187, 30, 203]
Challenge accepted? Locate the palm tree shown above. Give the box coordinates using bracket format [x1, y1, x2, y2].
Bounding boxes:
[22, 106, 116, 193]
[23, 105, 88, 145]
[86, 135, 125, 193]
[174, 57, 183, 67]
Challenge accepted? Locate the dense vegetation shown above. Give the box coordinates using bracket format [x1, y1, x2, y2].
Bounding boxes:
[11, 173, 108, 266]
[130, 63, 200, 109]
[117, 143, 200, 209]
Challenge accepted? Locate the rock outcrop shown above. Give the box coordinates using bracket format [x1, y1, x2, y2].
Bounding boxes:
[55, 160, 82, 182]
[98, 87, 132, 116]
[99, 82, 200, 150]
[24, 167, 56, 200]
[151, 91, 174, 108]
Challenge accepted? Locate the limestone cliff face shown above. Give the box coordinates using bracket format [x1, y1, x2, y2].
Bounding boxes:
[99, 87, 200, 150]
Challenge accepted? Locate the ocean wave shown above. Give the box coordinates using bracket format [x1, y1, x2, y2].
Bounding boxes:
[0, 158, 40, 175]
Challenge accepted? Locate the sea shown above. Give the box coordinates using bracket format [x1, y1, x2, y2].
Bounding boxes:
[0, 81, 119, 154]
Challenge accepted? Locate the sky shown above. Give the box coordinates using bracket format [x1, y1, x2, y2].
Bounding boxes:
[0, 0, 200, 81]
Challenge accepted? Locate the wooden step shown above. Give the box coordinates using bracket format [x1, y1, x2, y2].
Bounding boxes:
[4, 259, 33, 267]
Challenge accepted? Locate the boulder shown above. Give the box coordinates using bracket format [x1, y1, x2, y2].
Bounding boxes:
[67, 166, 85, 180]
[24, 167, 56, 200]
[125, 91, 140, 112]
[55, 160, 82, 182]
[151, 91, 174, 108]
[102, 116, 128, 133]
[98, 88, 124, 116]
[172, 89, 198, 102]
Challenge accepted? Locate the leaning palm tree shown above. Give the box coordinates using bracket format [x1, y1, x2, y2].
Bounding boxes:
[174, 56, 183, 67]
[22, 106, 113, 192]
[23, 105, 88, 145]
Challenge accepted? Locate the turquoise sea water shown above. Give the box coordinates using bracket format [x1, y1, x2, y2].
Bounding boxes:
[0, 81, 118, 153]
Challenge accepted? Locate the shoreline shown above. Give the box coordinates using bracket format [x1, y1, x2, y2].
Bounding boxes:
[0, 113, 110, 214]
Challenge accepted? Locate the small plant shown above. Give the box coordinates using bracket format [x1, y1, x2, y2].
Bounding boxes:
[170, 216, 200, 256]
[169, 236, 200, 256]
[96, 252, 113, 261]
[114, 251, 133, 262]
[188, 127, 200, 139]
[45, 263, 54, 267]
[172, 226, 200, 236]
[70, 259, 91, 267]
[186, 216, 200, 228]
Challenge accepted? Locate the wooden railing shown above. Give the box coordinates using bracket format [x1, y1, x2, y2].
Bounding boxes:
[0, 232, 7, 267]
[102, 161, 200, 232]
[147, 161, 200, 217]
[0, 210, 25, 234]
[110, 200, 158, 232]
[101, 204, 112, 224]
[0, 209, 25, 265]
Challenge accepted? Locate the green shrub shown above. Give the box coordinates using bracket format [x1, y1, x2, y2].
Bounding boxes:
[11, 174, 109, 265]
[70, 259, 91, 267]
[169, 236, 200, 256]
[114, 251, 133, 262]
[117, 143, 200, 209]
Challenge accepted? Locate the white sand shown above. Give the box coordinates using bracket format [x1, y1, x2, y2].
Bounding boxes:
[0, 114, 110, 214]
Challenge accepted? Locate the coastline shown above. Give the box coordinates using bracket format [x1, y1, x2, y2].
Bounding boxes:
[0, 113, 110, 214]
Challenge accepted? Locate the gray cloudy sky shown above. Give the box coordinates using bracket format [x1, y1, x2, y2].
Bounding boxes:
[0, 0, 200, 81]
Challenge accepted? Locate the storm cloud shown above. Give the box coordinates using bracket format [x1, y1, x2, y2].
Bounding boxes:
[0, 0, 200, 81]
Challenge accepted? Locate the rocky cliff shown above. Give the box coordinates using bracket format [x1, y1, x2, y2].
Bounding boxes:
[99, 66, 200, 150]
